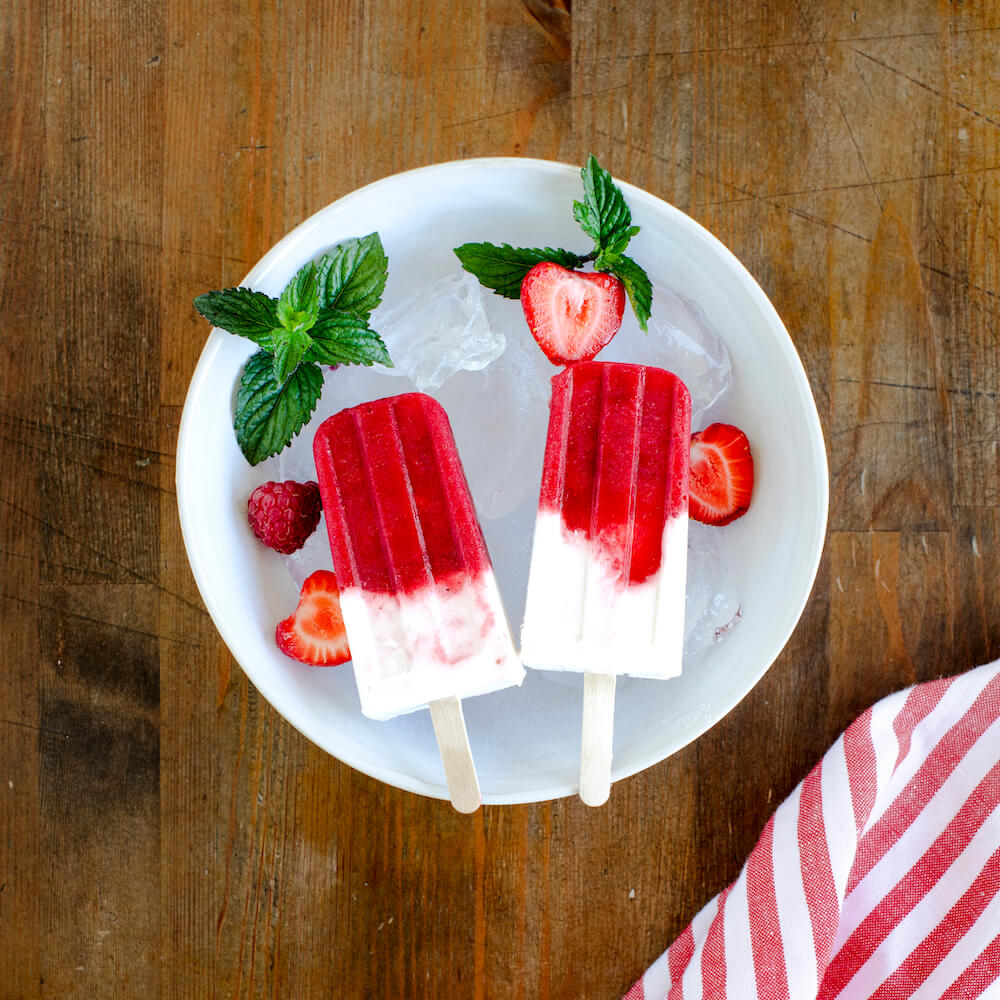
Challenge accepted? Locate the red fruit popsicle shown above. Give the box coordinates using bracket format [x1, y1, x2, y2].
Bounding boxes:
[519, 361, 691, 805]
[313, 393, 523, 722]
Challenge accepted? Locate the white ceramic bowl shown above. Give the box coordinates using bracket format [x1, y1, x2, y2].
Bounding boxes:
[176, 158, 828, 804]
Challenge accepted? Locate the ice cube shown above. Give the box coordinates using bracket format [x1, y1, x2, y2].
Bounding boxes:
[650, 289, 733, 426]
[683, 521, 743, 658]
[439, 295, 552, 521]
[599, 283, 733, 425]
[371, 272, 506, 392]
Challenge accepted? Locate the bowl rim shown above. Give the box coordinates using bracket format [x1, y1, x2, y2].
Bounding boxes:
[176, 155, 829, 803]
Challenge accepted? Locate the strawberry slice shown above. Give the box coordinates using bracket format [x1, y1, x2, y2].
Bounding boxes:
[688, 423, 754, 526]
[275, 570, 351, 666]
[520, 261, 626, 365]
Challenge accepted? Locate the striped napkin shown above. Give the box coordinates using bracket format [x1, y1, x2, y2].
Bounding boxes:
[624, 658, 1000, 1000]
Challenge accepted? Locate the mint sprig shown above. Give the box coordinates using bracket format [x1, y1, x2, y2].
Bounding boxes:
[194, 233, 393, 466]
[453, 155, 652, 332]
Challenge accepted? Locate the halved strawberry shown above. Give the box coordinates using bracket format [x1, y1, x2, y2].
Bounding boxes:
[688, 423, 754, 526]
[520, 261, 626, 365]
[275, 570, 351, 666]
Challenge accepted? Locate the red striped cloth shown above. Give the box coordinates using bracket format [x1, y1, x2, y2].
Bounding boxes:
[623, 658, 1000, 1000]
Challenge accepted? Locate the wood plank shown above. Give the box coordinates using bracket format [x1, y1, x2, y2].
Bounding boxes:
[9, 0, 166, 991]
[0, 3, 46, 994]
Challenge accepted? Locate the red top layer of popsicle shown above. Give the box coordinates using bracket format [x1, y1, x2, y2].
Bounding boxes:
[313, 393, 490, 595]
[538, 361, 691, 585]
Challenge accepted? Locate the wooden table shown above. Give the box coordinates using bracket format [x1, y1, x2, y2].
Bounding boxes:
[3, 2, 998, 996]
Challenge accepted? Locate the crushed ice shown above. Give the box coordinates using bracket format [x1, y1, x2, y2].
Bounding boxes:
[274, 270, 742, 663]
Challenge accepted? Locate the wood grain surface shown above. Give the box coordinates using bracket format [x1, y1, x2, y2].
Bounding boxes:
[3, 1, 999, 997]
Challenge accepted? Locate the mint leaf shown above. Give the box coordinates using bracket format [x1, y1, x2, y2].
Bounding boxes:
[276, 260, 320, 334]
[317, 233, 388, 319]
[193, 288, 280, 349]
[272, 326, 315, 385]
[234, 351, 323, 466]
[305, 309, 393, 367]
[454, 242, 585, 298]
[604, 253, 652, 332]
[573, 155, 637, 253]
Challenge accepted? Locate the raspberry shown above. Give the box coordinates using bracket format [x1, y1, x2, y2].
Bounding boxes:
[247, 480, 322, 554]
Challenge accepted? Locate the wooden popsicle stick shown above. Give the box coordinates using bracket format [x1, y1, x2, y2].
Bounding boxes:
[579, 672, 617, 806]
[429, 696, 482, 813]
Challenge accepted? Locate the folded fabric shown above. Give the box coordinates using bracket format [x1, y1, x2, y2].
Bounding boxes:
[624, 658, 1000, 1000]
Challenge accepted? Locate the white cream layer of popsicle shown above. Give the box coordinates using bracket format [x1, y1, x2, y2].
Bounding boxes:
[520, 511, 688, 679]
[342, 568, 523, 722]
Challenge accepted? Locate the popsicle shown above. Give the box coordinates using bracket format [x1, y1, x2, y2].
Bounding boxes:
[520, 361, 691, 805]
[313, 392, 524, 812]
